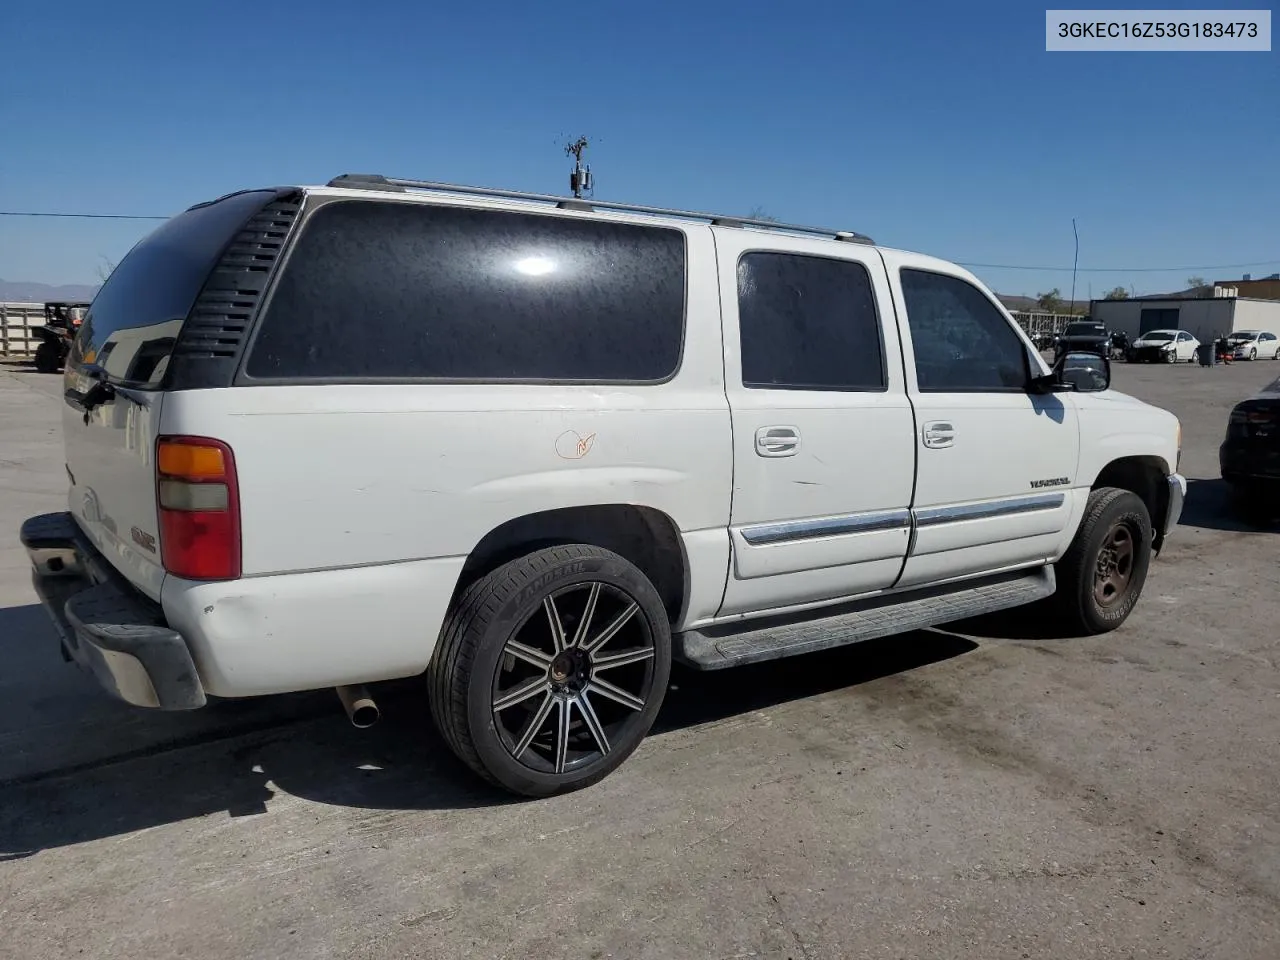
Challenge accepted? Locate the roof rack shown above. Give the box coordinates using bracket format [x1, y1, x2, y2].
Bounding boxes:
[325, 173, 874, 245]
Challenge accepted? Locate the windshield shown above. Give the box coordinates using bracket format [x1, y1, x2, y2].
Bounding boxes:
[1064, 323, 1105, 336]
[1228, 332, 1257, 343]
[1142, 332, 1175, 342]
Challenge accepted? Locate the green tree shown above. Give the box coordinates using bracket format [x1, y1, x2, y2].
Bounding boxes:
[1186, 276, 1209, 293]
[1103, 287, 1130, 300]
[1035, 288, 1065, 314]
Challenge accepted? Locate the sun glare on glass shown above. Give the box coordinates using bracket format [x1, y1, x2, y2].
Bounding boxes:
[514, 256, 556, 276]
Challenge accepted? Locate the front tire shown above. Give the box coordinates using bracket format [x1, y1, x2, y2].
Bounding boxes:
[1054, 487, 1153, 635]
[1249, 347, 1257, 360]
[428, 545, 672, 797]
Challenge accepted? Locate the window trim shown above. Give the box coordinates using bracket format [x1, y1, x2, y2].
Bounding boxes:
[899, 267, 1033, 395]
[734, 248, 890, 394]
[234, 195, 690, 387]
[68, 189, 283, 392]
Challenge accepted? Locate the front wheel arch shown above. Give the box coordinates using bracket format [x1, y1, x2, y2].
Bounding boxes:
[1090, 456, 1170, 551]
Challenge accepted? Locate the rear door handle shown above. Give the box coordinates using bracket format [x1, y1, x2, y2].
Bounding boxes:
[755, 425, 801, 457]
[923, 421, 955, 449]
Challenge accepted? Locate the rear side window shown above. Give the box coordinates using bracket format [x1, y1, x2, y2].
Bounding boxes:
[71, 190, 277, 387]
[900, 269, 1028, 392]
[244, 200, 687, 382]
[737, 252, 885, 391]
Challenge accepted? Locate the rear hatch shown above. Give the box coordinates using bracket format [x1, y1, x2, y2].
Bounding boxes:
[62, 189, 297, 600]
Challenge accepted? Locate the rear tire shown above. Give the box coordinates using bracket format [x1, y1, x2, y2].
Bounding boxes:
[1054, 487, 1153, 635]
[428, 544, 672, 797]
[33, 340, 61, 374]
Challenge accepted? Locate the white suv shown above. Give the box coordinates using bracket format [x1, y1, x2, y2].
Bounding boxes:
[20, 174, 1186, 796]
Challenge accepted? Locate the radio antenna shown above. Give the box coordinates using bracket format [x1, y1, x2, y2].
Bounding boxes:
[565, 136, 593, 199]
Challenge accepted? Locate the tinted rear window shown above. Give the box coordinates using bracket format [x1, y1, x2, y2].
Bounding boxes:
[1064, 323, 1105, 336]
[244, 200, 687, 382]
[71, 190, 276, 387]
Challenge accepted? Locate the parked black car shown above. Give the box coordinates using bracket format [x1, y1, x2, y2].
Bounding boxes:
[1220, 375, 1280, 520]
[1053, 320, 1110, 362]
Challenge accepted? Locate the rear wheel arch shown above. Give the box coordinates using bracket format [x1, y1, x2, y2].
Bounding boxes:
[453, 504, 688, 626]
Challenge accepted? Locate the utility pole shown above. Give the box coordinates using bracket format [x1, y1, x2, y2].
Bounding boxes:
[565, 136, 592, 199]
[1070, 218, 1079, 314]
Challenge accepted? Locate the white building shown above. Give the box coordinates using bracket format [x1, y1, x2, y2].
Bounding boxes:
[1090, 293, 1280, 344]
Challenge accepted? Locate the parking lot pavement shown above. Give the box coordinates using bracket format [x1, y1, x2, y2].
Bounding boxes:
[1, 360, 1277, 960]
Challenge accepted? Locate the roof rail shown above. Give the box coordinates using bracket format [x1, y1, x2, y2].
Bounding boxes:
[325, 173, 873, 245]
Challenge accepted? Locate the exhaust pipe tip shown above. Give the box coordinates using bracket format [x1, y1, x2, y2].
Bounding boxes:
[336, 684, 380, 729]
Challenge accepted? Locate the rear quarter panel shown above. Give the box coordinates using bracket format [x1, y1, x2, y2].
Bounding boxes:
[156, 222, 732, 694]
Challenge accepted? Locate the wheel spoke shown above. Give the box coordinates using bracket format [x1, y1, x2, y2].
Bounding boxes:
[494, 677, 550, 712]
[577, 691, 610, 755]
[583, 601, 639, 655]
[512, 691, 555, 759]
[505, 639, 553, 669]
[586, 677, 645, 712]
[544, 595, 567, 653]
[591, 646, 656, 671]
[570, 582, 602, 649]
[554, 697, 571, 774]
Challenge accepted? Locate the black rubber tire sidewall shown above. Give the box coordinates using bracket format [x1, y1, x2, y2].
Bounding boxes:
[430, 545, 672, 798]
[1057, 488, 1153, 635]
[33, 341, 60, 374]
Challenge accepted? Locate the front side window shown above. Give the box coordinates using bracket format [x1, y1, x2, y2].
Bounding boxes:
[899, 269, 1028, 392]
[736, 252, 885, 391]
[245, 200, 687, 382]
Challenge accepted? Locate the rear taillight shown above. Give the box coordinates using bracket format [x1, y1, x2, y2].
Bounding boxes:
[156, 436, 241, 580]
[1228, 403, 1279, 440]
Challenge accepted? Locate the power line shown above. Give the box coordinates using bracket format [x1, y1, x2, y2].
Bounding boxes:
[2, 208, 1276, 276]
[0, 211, 168, 220]
[962, 257, 1280, 272]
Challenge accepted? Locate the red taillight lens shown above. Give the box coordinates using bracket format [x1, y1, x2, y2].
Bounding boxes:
[156, 436, 241, 580]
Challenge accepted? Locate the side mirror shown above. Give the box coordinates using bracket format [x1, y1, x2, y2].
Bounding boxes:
[1057, 351, 1111, 392]
[1030, 351, 1111, 394]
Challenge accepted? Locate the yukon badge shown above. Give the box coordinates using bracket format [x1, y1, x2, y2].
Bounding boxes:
[1030, 477, 1070, 489]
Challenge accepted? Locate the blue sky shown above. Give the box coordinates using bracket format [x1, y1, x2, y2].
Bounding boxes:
[2, 0, 1276, 297]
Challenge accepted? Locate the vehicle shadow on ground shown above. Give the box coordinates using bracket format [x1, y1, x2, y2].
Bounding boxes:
[1180, 478, 1279, 533]
[0, 601, 977, 856]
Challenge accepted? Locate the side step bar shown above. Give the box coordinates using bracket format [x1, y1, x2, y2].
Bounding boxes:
[675, 566, 1056, 670]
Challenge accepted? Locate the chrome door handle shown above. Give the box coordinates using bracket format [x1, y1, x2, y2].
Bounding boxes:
[922, 421, 955, 449]
[756, 425, 801, 457]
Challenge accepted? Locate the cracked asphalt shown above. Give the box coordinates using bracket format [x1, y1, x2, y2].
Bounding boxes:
[1, 358, 1277, 960]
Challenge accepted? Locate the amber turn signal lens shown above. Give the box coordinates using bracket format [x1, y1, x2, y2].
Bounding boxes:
[158, 442, 226, 480]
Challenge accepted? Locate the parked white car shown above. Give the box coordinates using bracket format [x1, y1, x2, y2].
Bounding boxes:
[20, 174, 1186, 796]
[1127, 329, 1200, 363]
[1225, 330, 1280, 361]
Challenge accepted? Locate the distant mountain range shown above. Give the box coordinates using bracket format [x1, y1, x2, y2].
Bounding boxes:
[0, 279, 101, 304]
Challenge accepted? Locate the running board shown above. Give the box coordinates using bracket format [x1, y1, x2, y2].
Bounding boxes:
[675, 567, 1055, 670]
